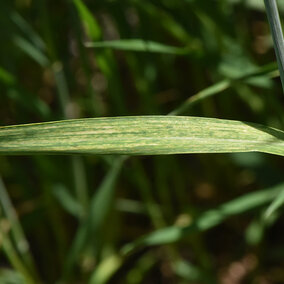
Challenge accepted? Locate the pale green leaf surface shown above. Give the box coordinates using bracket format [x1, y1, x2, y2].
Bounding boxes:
[1, 116, 284, 156]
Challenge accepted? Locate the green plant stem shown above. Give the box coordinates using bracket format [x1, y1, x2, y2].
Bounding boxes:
[122, 183, 284, 253]
[169, 63, 277, 115]
[40, 0, 89, 215]
[0, 177, 39, 280]
[0, 213, 36, 284]
[264, 0, 284, 93]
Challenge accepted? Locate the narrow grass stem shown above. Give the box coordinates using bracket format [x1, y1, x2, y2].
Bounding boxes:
[0, 176, 39, 280]
[0, 210, 36, 284]
[40, 1, 90, 215]
[264, 0, 284, 93]
[169, 63, 277, 116]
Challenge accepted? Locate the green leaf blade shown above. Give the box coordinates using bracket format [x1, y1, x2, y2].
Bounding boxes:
[85, 39, 189, 55]
[122, 183, 284, 254]
[1, 116, 284, 156]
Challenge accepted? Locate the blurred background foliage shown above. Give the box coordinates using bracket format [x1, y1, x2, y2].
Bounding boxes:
[1, 0, 284, 283]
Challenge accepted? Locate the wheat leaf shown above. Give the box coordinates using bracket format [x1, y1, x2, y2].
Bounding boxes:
[1, 116, 284, 156]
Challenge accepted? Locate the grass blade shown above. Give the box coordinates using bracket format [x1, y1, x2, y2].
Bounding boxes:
[73, 0, 101, 39]
[1, 116, 284, 156]
[169, 63, 278, 115]
[0, 177, 38, 280]
[264, 0, 284, 92]
[122, 183, 284, 254]
[13, 36, 49, 67]
[89, 254, 122, 284]
[0, 66, 50, 119]
[52, 184, 83, 218]
[0, 213, 36, 284]
[64, 157, 125, 277]
[85, 39, 189, 55]
[73, 0, 126, 114]
[169, 80, 230, 115]
[11, 12, 46, 52]
[264, 187, 284, 219]
[0, 269, 26, 284]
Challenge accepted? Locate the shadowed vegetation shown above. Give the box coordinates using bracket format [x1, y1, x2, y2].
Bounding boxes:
[1, 0, 284, 283]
